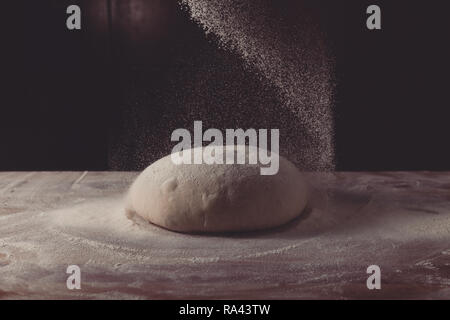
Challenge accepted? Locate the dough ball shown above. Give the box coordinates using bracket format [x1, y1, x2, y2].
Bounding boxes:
[125, 146, 308, 233]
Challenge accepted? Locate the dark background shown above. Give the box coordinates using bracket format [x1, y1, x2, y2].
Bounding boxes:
[1, 0, 449, 171]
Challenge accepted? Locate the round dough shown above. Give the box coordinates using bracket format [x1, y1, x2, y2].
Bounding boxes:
[125, 146, 308, 233]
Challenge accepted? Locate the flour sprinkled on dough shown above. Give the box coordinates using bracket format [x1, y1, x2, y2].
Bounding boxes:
[126, 146, 309, 233]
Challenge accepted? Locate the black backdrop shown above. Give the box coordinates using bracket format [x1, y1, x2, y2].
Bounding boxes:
[1, 0, 449, 171]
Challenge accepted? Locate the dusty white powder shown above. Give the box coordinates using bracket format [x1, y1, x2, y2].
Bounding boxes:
[1, 172, 449, 299]
[180, 0, 335, 170]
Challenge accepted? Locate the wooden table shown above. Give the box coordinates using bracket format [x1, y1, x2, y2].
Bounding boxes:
[0, 172, 449, 299]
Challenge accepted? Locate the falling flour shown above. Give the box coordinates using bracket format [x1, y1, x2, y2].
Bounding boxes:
[179, 0, 335, 170]
[109, 0, 335, 171]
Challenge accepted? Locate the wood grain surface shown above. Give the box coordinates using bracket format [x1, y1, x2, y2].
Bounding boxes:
[0, 171, 449, 299]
